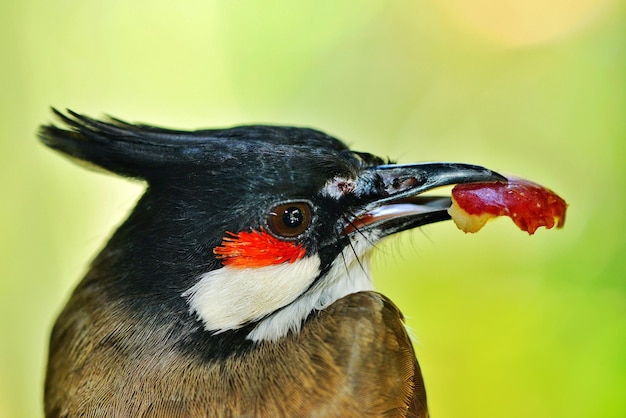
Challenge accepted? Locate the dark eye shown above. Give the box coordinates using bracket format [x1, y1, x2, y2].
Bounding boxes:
[267, 202, 312, 239]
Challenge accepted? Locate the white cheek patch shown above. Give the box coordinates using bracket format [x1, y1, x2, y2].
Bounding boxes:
[182, 256, 321, 334]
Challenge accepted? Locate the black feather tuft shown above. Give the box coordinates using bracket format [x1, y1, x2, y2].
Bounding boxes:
[38, 108, 350, 181]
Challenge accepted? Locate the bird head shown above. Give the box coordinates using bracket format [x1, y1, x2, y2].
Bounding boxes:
[40, 109, 505, 345]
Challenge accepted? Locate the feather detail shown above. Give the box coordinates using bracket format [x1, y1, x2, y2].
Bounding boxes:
[214, 229, 306, 268]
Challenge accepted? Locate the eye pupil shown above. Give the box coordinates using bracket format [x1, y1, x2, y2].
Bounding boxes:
[283, 207, 303, 228]
[267, 201, 312, 239]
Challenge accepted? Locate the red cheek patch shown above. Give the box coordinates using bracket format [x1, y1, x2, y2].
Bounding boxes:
[213, 229, 306, 268]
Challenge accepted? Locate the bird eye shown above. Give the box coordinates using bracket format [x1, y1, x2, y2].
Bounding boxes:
[267, 202, 312, 239]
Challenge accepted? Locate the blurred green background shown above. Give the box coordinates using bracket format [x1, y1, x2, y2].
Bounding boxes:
[1, 1, 625, 417]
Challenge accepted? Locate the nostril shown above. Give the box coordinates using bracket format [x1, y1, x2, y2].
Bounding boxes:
[391, 176, 418, 191]
[375, 170, 426, 196]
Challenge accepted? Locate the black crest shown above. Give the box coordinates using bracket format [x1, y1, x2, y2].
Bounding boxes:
[38, 108, 350, 181]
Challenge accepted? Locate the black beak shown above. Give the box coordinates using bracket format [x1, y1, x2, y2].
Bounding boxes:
[344, 162, 507, 236]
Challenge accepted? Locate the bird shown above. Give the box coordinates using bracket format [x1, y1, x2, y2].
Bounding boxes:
[39, 108, 505, 418]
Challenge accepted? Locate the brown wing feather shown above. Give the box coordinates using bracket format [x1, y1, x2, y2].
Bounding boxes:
[46, 291, 427, 417]
[311, 292, 428, 417]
